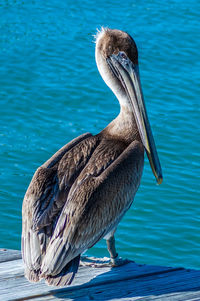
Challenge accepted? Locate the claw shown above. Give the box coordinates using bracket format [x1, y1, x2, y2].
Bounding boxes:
[110, 256, 130, 267]
[80, 255, 131, 268]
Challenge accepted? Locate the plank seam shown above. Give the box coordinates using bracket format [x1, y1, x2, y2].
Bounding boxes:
[13, 267, 184, 301]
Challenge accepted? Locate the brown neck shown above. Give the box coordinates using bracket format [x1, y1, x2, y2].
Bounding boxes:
[100, 106, 141, 144]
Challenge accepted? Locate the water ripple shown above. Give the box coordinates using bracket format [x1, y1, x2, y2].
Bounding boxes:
[0, 0, 199, 270]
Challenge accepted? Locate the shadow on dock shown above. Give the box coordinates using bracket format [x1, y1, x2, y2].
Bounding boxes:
[50, 263, 200, 300]
[1, 249, 200, 300]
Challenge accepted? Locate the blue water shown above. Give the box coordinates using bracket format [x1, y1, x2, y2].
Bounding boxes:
[0, 0, 199, 270]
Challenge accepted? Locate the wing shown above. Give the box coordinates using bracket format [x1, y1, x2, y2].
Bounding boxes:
[40, 140, 144, 279]
[22, 132, 100, 282]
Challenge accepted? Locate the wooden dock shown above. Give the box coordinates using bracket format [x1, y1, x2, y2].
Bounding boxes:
[0, 249, 200, 301]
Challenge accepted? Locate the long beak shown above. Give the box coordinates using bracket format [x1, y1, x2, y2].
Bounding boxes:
[108, 53, 163, 184]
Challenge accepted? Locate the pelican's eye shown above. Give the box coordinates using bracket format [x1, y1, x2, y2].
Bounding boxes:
[116, 52, 129, 68]
[119, 52, 127, 59]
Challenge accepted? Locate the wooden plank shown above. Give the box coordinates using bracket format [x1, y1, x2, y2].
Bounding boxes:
[0, 249, 21, 263]
[24, 268, 200, 301]
[0, 258, 183, 300]
[0, 249, 200, 301]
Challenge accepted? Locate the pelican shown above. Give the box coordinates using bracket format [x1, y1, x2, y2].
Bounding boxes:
[22, 27, 162, 287]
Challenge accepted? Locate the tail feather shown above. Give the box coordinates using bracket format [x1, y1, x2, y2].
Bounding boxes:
[24, 268, 40, 283]
[44, 255, 80, 286]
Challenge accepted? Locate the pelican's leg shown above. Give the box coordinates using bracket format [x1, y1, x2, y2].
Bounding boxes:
[106, 234, 130, 267]
[106, 235, 118, 262]
[80, 233, 130, 268]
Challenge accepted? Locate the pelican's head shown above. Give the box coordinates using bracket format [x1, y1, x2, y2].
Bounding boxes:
[95, 28, 138, 106]
[95, 27, 163, 184]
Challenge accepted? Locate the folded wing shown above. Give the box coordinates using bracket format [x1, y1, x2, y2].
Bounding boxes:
[22, 132, 98, 282]
[41, 140, 144, 285]
[22, 134, 144, 286]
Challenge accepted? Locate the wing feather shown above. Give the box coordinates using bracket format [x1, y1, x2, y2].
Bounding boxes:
[22, 132, 100, 281]
[40, 140, 144, 277]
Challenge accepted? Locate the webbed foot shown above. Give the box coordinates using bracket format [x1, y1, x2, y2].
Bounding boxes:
[80, 255, 130, 268]
[110, 254, 130, 267]
[80, 256, 111, 267]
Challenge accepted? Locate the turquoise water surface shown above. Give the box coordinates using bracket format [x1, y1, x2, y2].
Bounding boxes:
[0, 0, 199, 270]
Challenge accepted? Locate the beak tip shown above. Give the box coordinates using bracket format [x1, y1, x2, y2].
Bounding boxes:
[156, 175, 163, 185]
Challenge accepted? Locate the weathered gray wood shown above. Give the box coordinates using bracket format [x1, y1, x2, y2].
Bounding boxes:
[27, 269, 200, 301]
[0, 249, 200, 301]
[0, 249, 21, 263]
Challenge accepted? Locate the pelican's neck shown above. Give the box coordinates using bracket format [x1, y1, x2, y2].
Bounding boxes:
[95, 42, 140, 143]
[101, 104, 140, 144]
